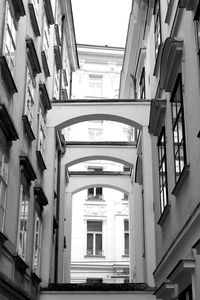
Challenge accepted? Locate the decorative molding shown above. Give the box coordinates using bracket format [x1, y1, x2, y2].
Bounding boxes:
[0, 56, 18, 94]
[160, 38, 183, 92]
[148, 99, 166, 136]
[28, 3, 40, 36]
[34, 186, 48, 206]
[26, 38, 41, 75]
[22, 115, 35, 141]
[41, 51, 50, 77]
[20, 156, 37, 181]
[36, 150, 47, 171]
[44, 0, 54, 25]
[0, 104, 19, 141]
[39, 83, 51, 111]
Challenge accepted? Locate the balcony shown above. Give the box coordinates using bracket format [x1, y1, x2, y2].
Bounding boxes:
[39, 83, 51, 111]
[44, 0, 54, 25]
[26, 38, 41, 75]
[22, 115, 35, 141]
[10, 0, 26, 19]
[54, 46, 62, 70]
[0, 104, 19, 141]
[41, 51, 51, 77]
[28, 3, 40, 36]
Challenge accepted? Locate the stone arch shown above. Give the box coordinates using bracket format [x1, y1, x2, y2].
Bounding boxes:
[56, 114, 142, 131]
[65, 155, 134, 168]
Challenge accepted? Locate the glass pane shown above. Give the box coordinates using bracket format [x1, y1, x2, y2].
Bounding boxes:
[125, 233, 129, 255]
[95, 234, 102, 255]
[87, 221, 102, 232]
[87, 233, 93, 254]
[124, 220, 129, 231]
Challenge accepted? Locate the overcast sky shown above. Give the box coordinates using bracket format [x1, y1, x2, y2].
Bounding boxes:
[71, 0, 132, 48]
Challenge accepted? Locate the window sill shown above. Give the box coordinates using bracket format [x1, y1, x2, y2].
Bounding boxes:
[31, 271, 41, 284]
[22, 115, 35, 141]
[122, 254, 129, 258]
[172, 164, 190, 196]
[85, 255, 105, 258]
[157, 203, 171, 226]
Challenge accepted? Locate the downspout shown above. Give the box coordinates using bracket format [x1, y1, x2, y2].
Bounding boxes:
[55, 15, 65, 283]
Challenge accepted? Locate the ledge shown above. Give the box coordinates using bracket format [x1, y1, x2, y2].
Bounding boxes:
[26, 38, 41, 75]
[0, 56, 18, 94]
[14, 254, 29, 273]
[41, 51, 50, 77]
[0, 104, 19, 141]
[28, 3, 40, 37]
[34, 186, 48, 206]
[154, 282, 177, 298]
[172, 164, 190, 196]
[66, 141, 136, 146]
[36, 150, 47, 171]
[22, 115, 35, 141]
[157, 203, 171, 226]
[20, 156, 37, 181]
[69, 171, 131, 176]
[39, 83, 51, 111]
[54, 46, 62, 70]
[10, 0, 26, 18]
[84, 255, 105, 258]
[42, 283, 154, 292]
[44, 0, 54, 25]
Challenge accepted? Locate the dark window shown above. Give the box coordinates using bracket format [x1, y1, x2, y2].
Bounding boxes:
[179, 285, 192, 300]
[88, 187, 103, 200]
[157, 127, 168, 213]
[171, 74, 187, 183]
[154, 0, 162, 58]
[87, 221, 102, 255]
[140, 68, 146, 99]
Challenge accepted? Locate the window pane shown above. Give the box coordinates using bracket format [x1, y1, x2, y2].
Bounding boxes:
[125, 233, 129, 255]
[95, 234, 102, 255]
[96, 187, 102, 196]
[87, 233, 93, 254]
[87, 221, 102, 232]
[124, 220, 129, 231]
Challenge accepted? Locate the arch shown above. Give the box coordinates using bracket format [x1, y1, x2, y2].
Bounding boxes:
[65, 155, 134, 168]
[160, 37, 183, 92]
[72, 184, 128, 195]
[57, 114, 141, 131]
[47, 101, 151, 130]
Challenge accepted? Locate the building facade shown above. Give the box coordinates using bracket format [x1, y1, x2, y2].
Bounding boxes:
[120, 0, 200, 299]
[0, 0, 78, 299]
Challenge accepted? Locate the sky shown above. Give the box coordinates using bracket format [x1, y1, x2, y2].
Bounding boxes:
[71, 0, 132, 48]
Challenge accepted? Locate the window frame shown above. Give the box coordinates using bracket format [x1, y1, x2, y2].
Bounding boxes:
[157, 127, 169, 214]
[170, 73, 187, 185]
[139, 67, 146, 99]
[0, 142, 9, 232]
[87, 187, 103, 200]
[32, 210, 42, 276]
[86, 220, 103, 256]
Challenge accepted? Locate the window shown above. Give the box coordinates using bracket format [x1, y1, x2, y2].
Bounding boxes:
[24, 65, 35, 127]
[89, 75, 103, 97]
[53, 65, 60, 100]
[0, 144, 9, 231]
[154, 0, 161, 58]
[32, 0, 39, 21]
[4, 2, 17, 75]
[37, 107, 46, 159]
[124, 219, 129, 255]
[179, 285, 192, 300]
[87, 187, 103, 200]
[87, 221, 102, 255]
[17, 182, 29, 260]
[33, 212, 42, 275]
[157, 127, 168, 213]
[88, 128, 103, 141]
[171, 74, 187, 184]
[139, 68, 145, 99]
